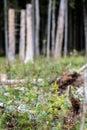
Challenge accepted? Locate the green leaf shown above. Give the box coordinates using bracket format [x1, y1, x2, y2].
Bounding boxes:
[4, 92, 10, 97]
[14, 92, 19, 99]
[0, 97, 6, 102]
[0, 88, 4, 93]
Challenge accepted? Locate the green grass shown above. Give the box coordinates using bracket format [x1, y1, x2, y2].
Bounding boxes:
[0, 55, 87, 130]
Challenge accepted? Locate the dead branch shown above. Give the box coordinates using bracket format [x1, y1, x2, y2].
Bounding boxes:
[0, 78, 44, 87]
[79, 64, 87, 73]
[0, 79, 26, 86]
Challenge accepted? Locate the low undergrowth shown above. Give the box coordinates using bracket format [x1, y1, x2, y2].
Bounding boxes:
[0, 55, 87, 130]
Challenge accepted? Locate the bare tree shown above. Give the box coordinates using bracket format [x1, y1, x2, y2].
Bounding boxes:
[35, 0, 40, 57]
[51, 0, 56, 56]
[8, 9, 15, 61]
[64, 0, 68, 57]
[24, 4, 34, 63]
[4, 0, 8, 57]
[19, 10, 25, 62]
[54, 0, 65, 59]
[32, 0, 35, 56]
[68, 7, 72, 52]
[47, 0, 52, 58]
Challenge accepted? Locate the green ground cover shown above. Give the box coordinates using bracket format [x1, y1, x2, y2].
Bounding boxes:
[0, 55, 87, 130]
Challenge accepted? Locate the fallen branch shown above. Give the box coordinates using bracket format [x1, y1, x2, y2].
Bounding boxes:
[0, 78, 44, 86]
[0, 79, 26, 86]
[79, 64, 87, 73]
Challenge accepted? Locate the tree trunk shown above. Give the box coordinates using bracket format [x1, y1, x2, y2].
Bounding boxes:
[64, 0, 68, 57]
[19, 10, 25, 62]
[24, 4, 33, 63]
[32, 0, 35, 56]
[51, 0, 56, 56]
[54, 0, 65, 59]
[47, 0, 52, 58]
[4, 0, 8, 57]
[35, 0, 40, 57]
[83, 3, 87, 56]
[8, 9, 15, 62]
[68, 7, 72, 52]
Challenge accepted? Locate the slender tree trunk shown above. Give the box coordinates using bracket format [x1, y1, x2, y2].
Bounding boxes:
[64, 0, 68, 57]
[54, 0, 65, 59]
[24, 4, 33, 63]
[32, 0, 35, 56]
[35, 0, 40, 57]
[51, 0, 56, 56]
[4, 0, 8, 57]
[69, 7, 72, 52]
[8, 9, 15, 62]
[83, 3, 87, 56]
[47, 0, 52, 58]
[19, 10, 25, 62]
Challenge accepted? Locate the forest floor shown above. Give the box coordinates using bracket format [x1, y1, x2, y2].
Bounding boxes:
[0, 54, 87, 130]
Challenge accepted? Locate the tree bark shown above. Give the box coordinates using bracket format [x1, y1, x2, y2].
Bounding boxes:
[19, 10, 25, 62]
[8, 9, 15, 62]
[4, 0, 8, 57]
[24, 4, 34, 63]
[54, 0, 65, 59]
[35, 0, 40, 57]
[47, 0, 52, 58]
[32, 0, 35, 56]
[51, 0, 56, 56]
[64, 0, 68, 57]
[69, 7, 72, 52]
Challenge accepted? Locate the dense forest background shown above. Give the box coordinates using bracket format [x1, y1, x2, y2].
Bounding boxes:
[0, 0, 87, 58]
